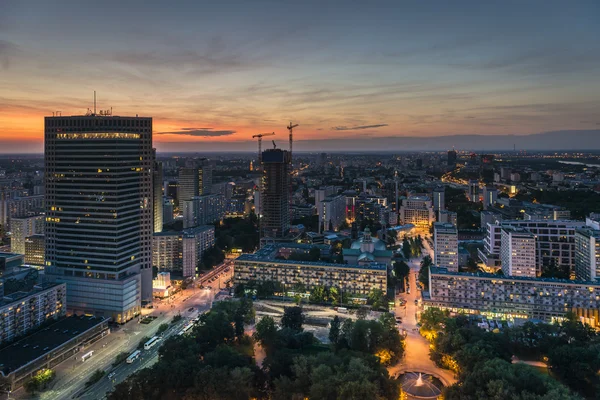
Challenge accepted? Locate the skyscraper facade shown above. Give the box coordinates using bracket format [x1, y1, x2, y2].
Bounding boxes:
[432, 186, 445, 214]
[261, 149, 291, 238]
[177, 160, 212, 210]
[433, 222, 458, 271]
[152, 154, 163, 233]
[500, 226, 536, 278]
[44, 114, 153, 323]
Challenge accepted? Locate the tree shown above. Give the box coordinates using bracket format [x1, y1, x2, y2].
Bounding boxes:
[137, 336, 150, 350]
[393, 260, 410, 282]
[86, 369, 106, 387]
[356, 306, 369, 320]
[402, 237, 411, 259]
[156, 323, 169, 335]
[113, 351, 129, 367]
[418, 255, 432, 288]
[367, 288, 385, 310]
[281, 306, 304, 332]
[329, 316, 341, 346]
[254, 316, 278, 351]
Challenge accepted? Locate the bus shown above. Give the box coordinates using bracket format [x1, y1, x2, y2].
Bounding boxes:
[144, 336, 160, 350]
[81, 350, 94, 362]
[126, 350, 141, 363]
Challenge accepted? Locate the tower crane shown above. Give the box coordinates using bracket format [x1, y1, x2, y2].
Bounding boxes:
[252, 132, 275, 164]
[286, 122, 299, 159]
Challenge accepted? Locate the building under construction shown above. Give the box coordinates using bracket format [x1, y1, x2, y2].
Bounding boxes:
[261, 148, 291, 239]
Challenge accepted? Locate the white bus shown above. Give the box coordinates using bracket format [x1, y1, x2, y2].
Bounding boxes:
[144, 336, 160, 350]
[81, 350, 94, 362]
[126, 350, 141, 363]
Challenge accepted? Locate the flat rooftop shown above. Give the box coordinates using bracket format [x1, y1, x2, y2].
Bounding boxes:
[237, 244, 386, 271]
[0, 315, 107, 375]
[0, 282, 61, 308]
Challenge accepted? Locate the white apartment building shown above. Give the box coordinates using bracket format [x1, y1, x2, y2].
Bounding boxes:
[434, 222, 458, 271]
[574, 228, 600, 281]
[182, 194, 226, 228]
[501, 227, 536, 277]
[319, 195, 346, 232]
[10, 215, 44, 255]
[425, 267, 600, 327]
[399, 196, 435, 230]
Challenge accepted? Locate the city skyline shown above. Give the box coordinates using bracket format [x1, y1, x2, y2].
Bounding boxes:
[1, 0, 600, 153]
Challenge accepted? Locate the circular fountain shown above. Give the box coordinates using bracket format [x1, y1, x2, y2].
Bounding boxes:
[398, 372, 444, 399]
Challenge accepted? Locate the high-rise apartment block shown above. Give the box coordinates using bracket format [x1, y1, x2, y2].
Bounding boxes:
[177, 160, 212, 210]
[152, 225, 215, 278]
[433, 222, 458, 271]
[24, 234, 45, 267]
[432, 186, 445, 214]
[447, 150, 457, 166]
[482, 186, 498, 210]
[162, 197, 174, 225]
[319, 195, 346, 232]
[438, 210, 457, 226]
[45, 114, 153, 323]
[182, 194, 226, 228]
[261, 149, 291, 238]
[500, 226, 536, 277]
[10, 215, 44, 255]
[0, 193, 44, 231]
[468, 180, 480, 202]
[574, 228, 600, 281]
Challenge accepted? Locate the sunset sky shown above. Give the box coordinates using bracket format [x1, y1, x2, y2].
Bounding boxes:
[1, 0, 599, 153]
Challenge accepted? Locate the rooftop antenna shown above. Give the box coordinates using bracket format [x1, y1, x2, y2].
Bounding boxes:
[94, 91, 97, 115]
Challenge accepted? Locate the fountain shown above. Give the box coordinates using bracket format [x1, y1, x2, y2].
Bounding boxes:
[398, 372, 443, 399]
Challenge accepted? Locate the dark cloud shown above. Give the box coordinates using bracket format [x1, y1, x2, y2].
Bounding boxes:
[332, 124, 388, 131]
[157, 128, 236, 137]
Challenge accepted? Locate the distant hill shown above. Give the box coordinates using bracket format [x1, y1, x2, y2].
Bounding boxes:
[156, 129, 600, 152]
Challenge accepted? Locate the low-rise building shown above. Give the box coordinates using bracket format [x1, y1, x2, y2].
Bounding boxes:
[399, 196, 435, 230]
[234, 244, 387, 296]
[424, 267, 600, 327]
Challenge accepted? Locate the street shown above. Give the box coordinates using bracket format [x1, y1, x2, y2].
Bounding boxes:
[11, 261, 234, 400]
[388, 236, 456, 386]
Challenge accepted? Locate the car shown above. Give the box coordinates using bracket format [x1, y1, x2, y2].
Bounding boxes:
[108, 372, 116, 379]
[188, 307, 194, 312]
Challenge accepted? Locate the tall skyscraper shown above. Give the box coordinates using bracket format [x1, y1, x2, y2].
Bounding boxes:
[575, 228, 600, 281]
[432, 186, 445, 215]
[44, 113, 153, 323]
[447, 150, 457, 166]
[177, 160, 212, 210]
[261, 148, 291, 238]
[152, 151, 163, 233]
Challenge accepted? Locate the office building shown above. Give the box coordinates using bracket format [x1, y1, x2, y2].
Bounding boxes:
[182, 194, 226, 228]
[319, 195, 346, 232]
[24, 234, 45, 267]
[479, 219, 587, 273]
[424, 267, 600, 328]
[434, 223, 458, 271]
[482, 186, 498, 210]
[438, 210, 457, 226]
[574, 228, 600, 281]
[399, 196, 435, 230]
[0, 193, 44, 231]
[500, 227, 536, 277]
[45, 114, 153, 323]
[432, 187, 445, 214]
[234, 244, 387, 296]
[553, 210, 571, 220]
[0, 282, 66, 344]
[153, 155, 163, 233]
[468, 180, 480, 202]
[315, 186, 337, 218]
[152, 225, 215, 278]
[163, 197, 174, 225]
[261, 149, 291, 239]
[177, 160, 212, 210]
[165, 181, 179, 206]
[447, 150, 457, 166]
[10, 215, 44, 255]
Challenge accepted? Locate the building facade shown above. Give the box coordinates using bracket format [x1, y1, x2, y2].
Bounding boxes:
[432, 187, 445, 214]
[182, 194, 226, 228]
[425, 267, 600, 327]
[434, 222, 458, 271]
[319, 195, 346, 232]
[438, 210, 458, 226]
[177, 161, 212, 210]
[261, 149, 291, 238]
[44, 114, 153, 323]
[152, 225, 215, 278]
[0, 282, 67, 344]
[153, 156, 163, 233]
[10, 215, 44, 255]
[24, 234, 45, 267]
[234, 246, 387, 296]
[500, 227, 536, 277]
[482, 186, 498, 210]
[574, 228, 600, 281]
[399, 196, 435, 230]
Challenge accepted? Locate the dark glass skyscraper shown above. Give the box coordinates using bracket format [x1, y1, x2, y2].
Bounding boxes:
[261, 148, 291, 239]
[44, 114, 153, 323]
